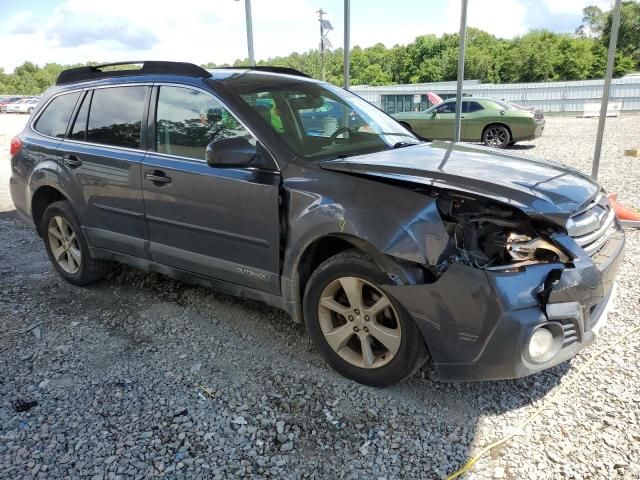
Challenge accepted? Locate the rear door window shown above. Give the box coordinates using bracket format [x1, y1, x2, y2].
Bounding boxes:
[34, 92, 81, 138]
[86, 86, 148, 149]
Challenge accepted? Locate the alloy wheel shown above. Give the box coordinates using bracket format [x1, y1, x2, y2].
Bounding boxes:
[484, 126, 509, 147]
[47, 215, 81, 274]
[317, 276, 401, 369]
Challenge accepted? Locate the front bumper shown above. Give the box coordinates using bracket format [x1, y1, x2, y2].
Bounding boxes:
[383, 225, 625, 381]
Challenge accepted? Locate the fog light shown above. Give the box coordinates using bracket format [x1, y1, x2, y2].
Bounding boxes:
[528, 328, 554, 361]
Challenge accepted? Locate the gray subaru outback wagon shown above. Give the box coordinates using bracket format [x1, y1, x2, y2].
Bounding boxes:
[9, 61, 624, 386]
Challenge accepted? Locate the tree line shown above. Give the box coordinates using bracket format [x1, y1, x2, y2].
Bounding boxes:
[1, 2, 638, 95]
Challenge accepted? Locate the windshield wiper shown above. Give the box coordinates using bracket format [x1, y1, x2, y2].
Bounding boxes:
[377, 132, 418, 138]
[393, 141, 421, 149]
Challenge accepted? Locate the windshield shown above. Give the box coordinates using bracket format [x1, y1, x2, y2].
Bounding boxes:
[236, 81, 420, 160]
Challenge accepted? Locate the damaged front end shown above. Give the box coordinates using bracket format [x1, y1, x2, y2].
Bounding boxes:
[434, 192, 569, 272]
[383, 190, 625, 381]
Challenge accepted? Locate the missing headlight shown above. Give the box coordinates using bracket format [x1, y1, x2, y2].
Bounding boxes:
[506, 233, 569, 263]
[436, 194, 568, 269]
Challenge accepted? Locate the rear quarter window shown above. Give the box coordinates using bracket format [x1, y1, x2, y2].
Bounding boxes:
[33, 92, 81, 138]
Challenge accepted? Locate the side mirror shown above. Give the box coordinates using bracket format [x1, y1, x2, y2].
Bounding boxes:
[206, 137, 257, 168]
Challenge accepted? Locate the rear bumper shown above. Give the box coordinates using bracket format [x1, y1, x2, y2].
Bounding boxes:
[515, 122, 545, 142]
[383, 225, 625, 381]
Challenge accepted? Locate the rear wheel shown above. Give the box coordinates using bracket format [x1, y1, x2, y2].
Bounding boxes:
[42, 201, 111, 285]
[482, 124, 511, 148]
[303, 250, 426, 387]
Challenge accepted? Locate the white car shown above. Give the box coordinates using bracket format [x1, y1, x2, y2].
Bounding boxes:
[5, 98, 40, 114]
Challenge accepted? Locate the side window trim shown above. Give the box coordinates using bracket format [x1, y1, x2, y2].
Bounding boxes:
[67, 90, 91, 141]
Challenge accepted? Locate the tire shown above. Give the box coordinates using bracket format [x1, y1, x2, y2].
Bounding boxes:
[303, 250, 427, 387]
[41, 200, 111, 285]
[482, 124, 511, 148]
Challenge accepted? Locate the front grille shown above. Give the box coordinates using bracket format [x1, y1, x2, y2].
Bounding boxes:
[566, 194, 617, 256]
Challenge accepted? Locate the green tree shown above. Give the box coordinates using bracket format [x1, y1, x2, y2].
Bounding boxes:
[602, 1, 640, 69]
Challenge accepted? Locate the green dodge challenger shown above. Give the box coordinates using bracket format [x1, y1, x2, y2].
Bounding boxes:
[393, 97, 545, 148]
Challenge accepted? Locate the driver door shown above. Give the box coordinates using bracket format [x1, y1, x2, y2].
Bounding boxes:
[141, 85, 281, 294]
[428, 100, 457, 140]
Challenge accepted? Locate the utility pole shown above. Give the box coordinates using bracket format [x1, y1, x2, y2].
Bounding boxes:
[317, 9, 333, 81]
[235, 0, 255, 66]
[343, 0, 350, 89]
[592, 0, 622, 180]
[453, 0, 468, 142]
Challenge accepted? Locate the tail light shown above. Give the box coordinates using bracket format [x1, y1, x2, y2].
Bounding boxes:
[10, 137, 22, 157]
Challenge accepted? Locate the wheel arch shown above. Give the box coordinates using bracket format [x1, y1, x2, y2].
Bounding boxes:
[482, 122, 513, 141]
[31, 185, 68, 237]
[283, 232, 425, 324]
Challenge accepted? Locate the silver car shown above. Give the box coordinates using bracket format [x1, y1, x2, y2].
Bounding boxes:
[6, 98, 40, 114]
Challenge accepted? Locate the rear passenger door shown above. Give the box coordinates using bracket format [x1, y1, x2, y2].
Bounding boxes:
[141, 85, 281, 294]
[58, 85, 150, 259]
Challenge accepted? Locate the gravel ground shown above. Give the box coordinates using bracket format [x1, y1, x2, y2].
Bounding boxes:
[1, 113, 639, 479]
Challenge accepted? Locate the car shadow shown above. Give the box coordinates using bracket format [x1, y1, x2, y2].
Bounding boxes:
[0, 209, 19, 221]
[507, 144, 536, 150]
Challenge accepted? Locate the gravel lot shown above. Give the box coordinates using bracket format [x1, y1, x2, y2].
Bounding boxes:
[1, 113, 639, 479]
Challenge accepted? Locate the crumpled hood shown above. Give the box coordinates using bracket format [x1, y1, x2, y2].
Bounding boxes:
[319, 141, 600, 224]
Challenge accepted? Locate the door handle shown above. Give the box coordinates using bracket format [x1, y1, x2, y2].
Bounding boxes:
[145, 170, 172, 186]
[63, 154, 82, 168]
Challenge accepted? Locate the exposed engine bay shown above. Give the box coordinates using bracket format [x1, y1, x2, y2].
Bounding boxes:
[433, 192, 569, 270]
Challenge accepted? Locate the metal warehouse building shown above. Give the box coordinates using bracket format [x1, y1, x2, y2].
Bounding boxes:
[351, 77, 640, 114]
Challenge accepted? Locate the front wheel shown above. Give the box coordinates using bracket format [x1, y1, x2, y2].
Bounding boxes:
[483, 124, 511, 148]
[303, 250, 427, 387]
[42, 200, 111, 285]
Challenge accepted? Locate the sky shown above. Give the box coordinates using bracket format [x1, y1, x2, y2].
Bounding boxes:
[0, 0, 613, 73]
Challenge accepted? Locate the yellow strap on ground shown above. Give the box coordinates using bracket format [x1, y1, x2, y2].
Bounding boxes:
[446, 325, 640, 480]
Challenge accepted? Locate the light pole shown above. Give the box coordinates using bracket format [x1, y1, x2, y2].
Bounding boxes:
[453, 0, 468, 143]
[343, 0, 350, 89]
[235, 0, 255, 66]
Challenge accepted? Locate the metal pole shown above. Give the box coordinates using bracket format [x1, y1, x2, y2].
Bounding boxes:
[319, 10, 326, 81]
[453, 0, 468, 142]
[245, 0, 255, 66]
[592, 0, 621, 180]
[343, 0, 350, 89]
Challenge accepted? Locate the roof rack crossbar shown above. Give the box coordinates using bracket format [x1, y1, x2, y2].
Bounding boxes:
[56, 61, 212, 85]
[214, 66, 311, 78]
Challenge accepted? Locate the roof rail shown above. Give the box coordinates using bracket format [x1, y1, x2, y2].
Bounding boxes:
[213, 66, 311, 79]
[56, 61, 212, 85]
